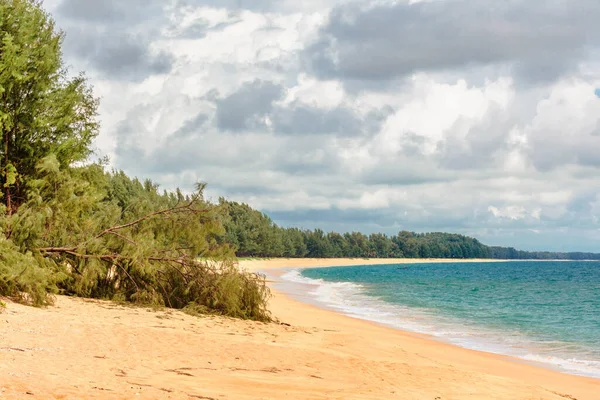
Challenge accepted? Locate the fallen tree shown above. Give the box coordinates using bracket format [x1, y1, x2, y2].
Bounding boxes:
[0, 1, 271, 322]
[1, 156, 272, 321]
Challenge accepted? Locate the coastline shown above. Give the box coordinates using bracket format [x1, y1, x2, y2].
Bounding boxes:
[1, 257, 598, 399]
[239, 257, 506, 272]
[240, 257, 600, 399]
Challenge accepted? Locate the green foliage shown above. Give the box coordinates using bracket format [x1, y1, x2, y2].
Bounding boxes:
[487, 247, 600, 260]
[0, 0, 98, 211]
[219, 199, 307, 258]
[177, 261, 271, 320]
[217, 200, 493, 259]
[218, 202, 600, 260]
[0, 0, 271, 322]
[0, 158, 272, 320]
[0, 237, 60, 306]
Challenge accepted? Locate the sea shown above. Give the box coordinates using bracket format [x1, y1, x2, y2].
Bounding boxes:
[273, 261, 600, 378]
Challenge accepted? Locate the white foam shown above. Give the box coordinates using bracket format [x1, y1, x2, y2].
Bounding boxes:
[523, 354, 600, 377]
[278, 268, 600, 379]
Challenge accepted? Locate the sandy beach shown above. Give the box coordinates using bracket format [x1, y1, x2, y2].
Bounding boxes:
[1, 258, 599, 399]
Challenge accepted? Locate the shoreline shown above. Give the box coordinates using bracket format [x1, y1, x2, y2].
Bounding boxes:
[241, 257, 600, 399]
[1, 257, 598, 399]
[262, 261, 598, 379]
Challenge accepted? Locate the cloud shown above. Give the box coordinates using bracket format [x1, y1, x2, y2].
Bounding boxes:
[43, 0, 600, 252]
[270, 102, 392, 136]
[524, 80, 600, 171]
[216, 80, 285, 131]
[305, 0, 600, 85]
[56, 0, 137, 22]
[65, 29, 174, 81]
[55, 0, 173, 81]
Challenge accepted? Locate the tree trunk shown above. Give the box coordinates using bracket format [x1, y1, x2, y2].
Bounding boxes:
[4, 128, 11, 215]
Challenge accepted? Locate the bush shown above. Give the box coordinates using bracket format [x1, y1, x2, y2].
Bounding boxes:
[0, 239, 60, 306]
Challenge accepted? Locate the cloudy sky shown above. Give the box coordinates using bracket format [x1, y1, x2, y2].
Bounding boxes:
[43, 0, 600, 251]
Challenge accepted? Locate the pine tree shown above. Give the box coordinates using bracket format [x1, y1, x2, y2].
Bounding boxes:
[4, 157, 271, 320]
[0, 0, 98, 213]
[0, 1, 272, 321]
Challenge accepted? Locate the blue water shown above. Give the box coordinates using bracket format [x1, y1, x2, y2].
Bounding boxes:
[280, 261, 600, 378]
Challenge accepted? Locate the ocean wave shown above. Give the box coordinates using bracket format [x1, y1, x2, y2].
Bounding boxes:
[522, 354, 600, 377]
[279, 268, 600, 379]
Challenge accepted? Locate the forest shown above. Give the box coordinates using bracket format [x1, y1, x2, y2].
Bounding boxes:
[220, 200, 600, 260]
[1, 1, 598, 320]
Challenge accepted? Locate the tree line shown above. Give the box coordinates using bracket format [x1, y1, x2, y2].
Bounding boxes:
[219, 200, 600, 260]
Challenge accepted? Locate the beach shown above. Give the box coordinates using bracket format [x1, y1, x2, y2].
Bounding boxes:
[1, 258, 599, 399]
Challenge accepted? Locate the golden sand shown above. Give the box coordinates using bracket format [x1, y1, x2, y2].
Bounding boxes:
[1, 258, 598, 399]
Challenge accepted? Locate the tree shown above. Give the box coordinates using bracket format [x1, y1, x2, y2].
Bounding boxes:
[327, 232, 346, 257]
[305, 229, 331, 258]
[0, 0, 98, 214]
[4, 157, 272, 320]
[0, 1, 272, 321]
[369, 233, 393, 258]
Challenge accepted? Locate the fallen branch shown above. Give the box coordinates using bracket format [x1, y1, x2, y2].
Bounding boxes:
[93, 200, 208, 240]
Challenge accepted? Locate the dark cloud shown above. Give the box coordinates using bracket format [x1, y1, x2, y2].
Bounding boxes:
[272, 104, 359, 135]
[306, 0, 600, 84]
[267, 207, 400, 229]
[359, 162, 453, 186]
[64, 29, 174, 81]
[56, 0, 172, 81]
[271, 103, 390, 136]
[216, 80, 285, 132]
[266, 206, 483, 235]
[214, 80, 393, 136]
[57, 0, 131, 22]
[171, 113, 209, 139]
[179, 0, 274, 12]
[206, 183, 286, 197]
[57, 0, 165, 22]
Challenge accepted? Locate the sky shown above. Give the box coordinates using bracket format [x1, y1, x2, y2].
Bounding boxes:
[42, 0, 600, 252]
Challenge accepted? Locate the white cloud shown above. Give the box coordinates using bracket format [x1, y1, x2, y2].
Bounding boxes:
[44, 0, 600, 251]
[488, 206, 527, 220]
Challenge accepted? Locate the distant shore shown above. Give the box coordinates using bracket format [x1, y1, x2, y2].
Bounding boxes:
[239, 257, 505, 273]
[239, 257, 594, 274]
[1, 257, 598, 399]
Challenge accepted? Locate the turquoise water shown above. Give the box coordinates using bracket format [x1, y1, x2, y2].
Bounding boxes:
[280, 261, 600, 378]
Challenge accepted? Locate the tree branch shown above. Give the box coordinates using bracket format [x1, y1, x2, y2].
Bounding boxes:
[105, 230, 137, 246]
[94, 200, 208, 240]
